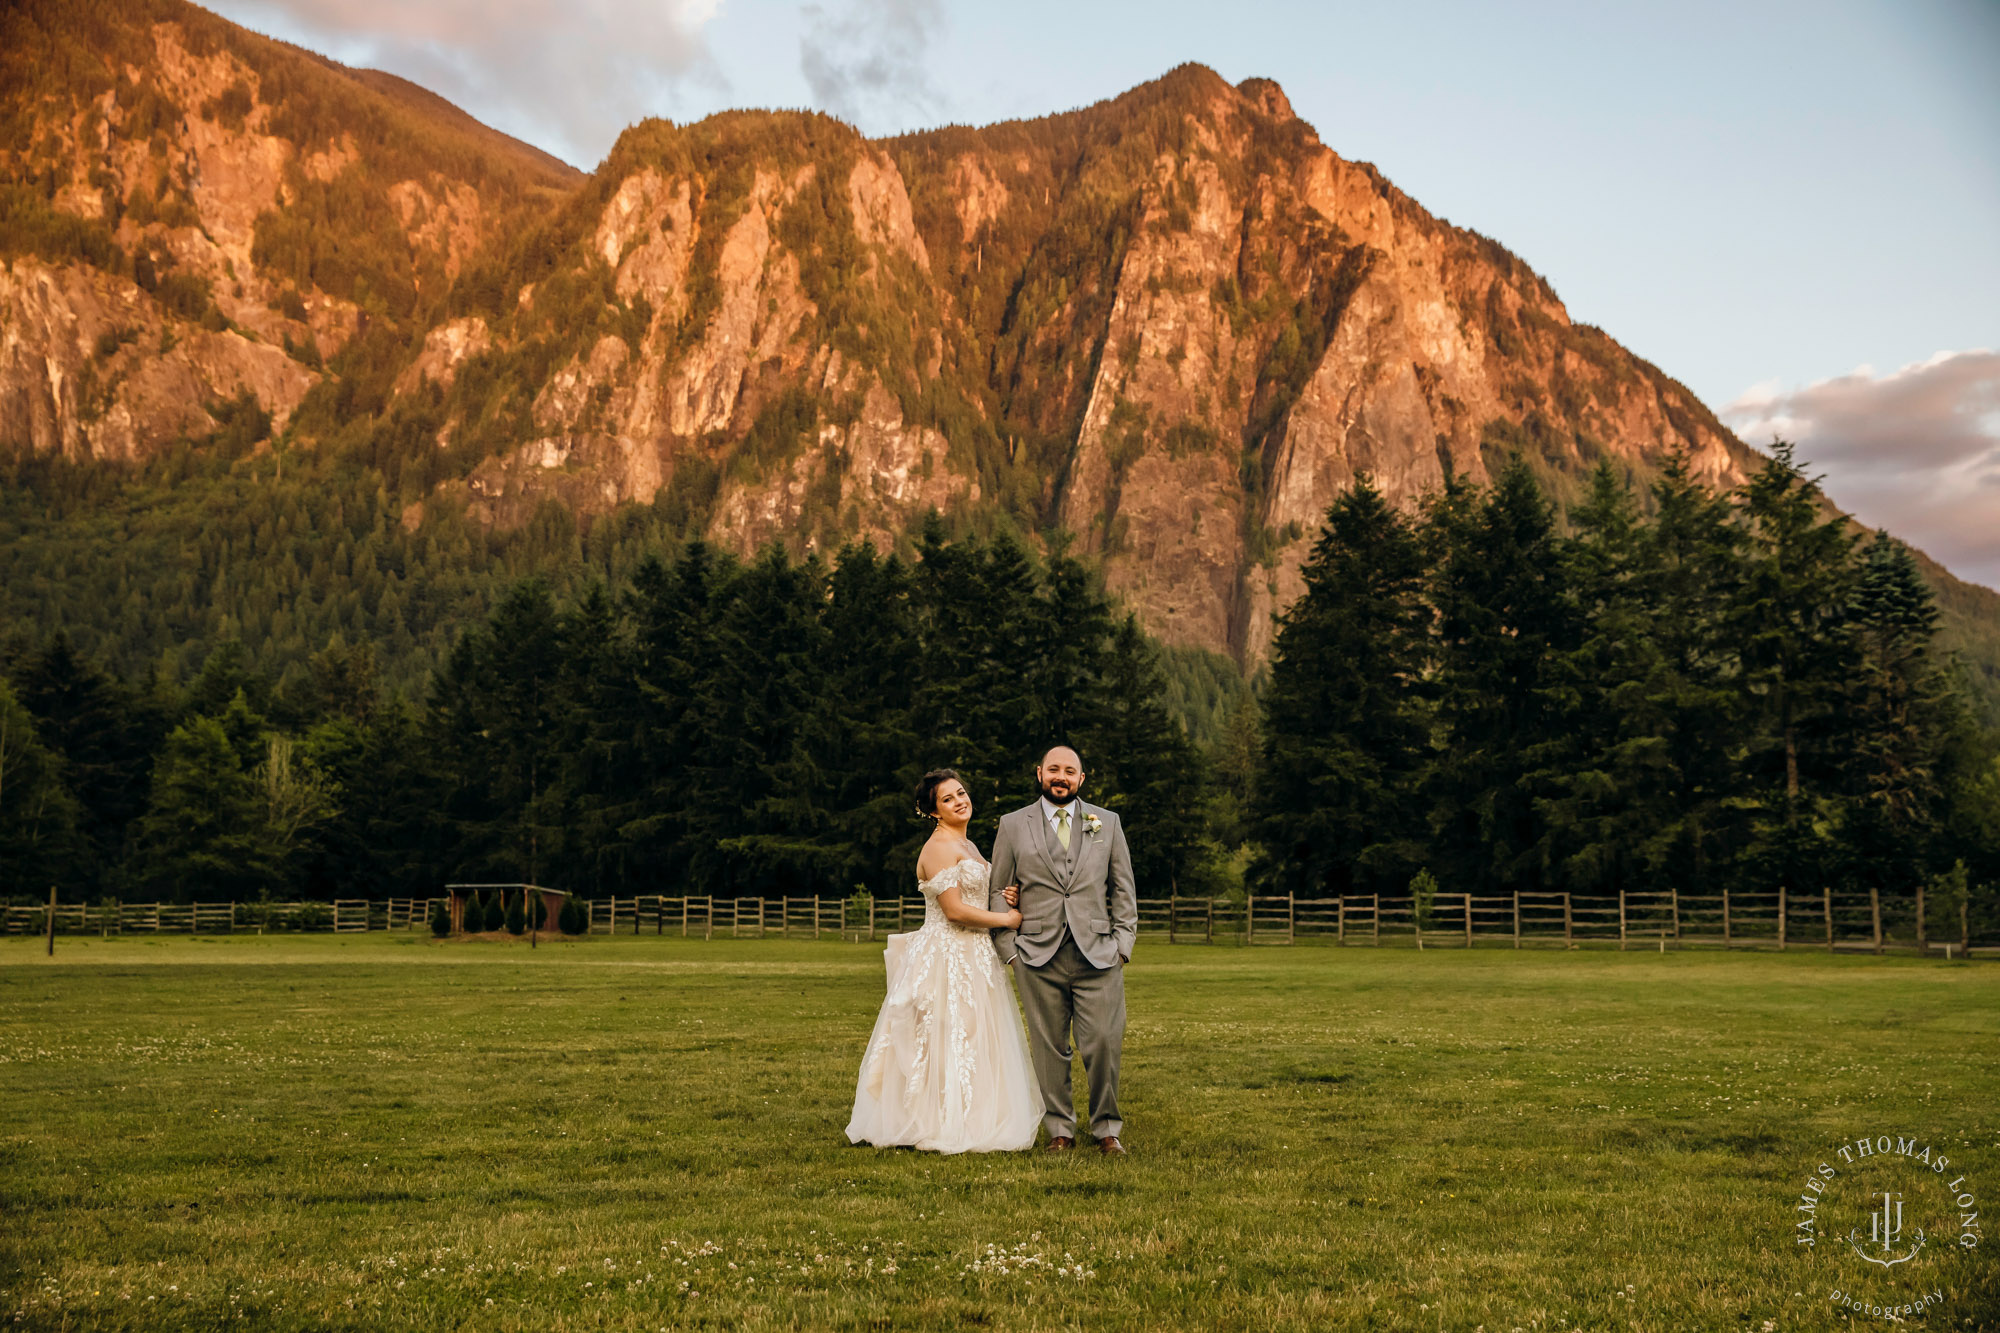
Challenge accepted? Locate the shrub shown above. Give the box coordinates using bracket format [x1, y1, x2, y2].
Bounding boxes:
[460, 891, 483, 934]
[529, 892, 548, 930]
[558, 897, 586, 935]
[291, 901, 332, 932]
[483, 892, 505, 932]
[505, 893, 525, 935]
[429, 898, 450, 937]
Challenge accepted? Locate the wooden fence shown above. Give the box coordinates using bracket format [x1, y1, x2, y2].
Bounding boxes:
[5, 887, 1991, 957]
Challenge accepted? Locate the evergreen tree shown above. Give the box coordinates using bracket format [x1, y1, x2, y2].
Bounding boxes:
[427, 580, 571, 889]
[1844, 532, 1951, 892]
[694, 546, 833, 895]
[1537, 457, 1750, 895]
[1083, 615, 1216, 896]
[137, 716, 273, 901]
[614, 542, 734, 892]
[1733, 440, 1860, 894]
[812, 542, 927, 896]
[0, 677, 81, 894]
[1426, 459, 1581, 895]
[11, 635, 153, 892]
[913, 518, 1051, 841]
[1250, 477, 1431, 897]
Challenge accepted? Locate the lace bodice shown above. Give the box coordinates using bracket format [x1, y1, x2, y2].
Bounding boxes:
[917, 858, 990, 928]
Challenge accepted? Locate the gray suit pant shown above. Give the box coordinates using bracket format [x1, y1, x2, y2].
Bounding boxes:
[1013, 935, 1124, 1141]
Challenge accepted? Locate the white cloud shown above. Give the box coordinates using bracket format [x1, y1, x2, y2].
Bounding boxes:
[210, 0, 728, 168]
[799, 0, 947, 134]
[1723, 349, 2000, 590]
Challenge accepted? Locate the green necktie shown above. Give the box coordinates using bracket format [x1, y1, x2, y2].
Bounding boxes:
[1056, 807, 1071, 850]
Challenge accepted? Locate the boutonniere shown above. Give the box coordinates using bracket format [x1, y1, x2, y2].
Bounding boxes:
[1082, 811, 1103, 839]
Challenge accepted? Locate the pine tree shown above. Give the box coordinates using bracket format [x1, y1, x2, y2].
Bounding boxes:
[812, 542, 927, 896]
[1250, 476, 1431, 898]
[427, 580, 570, 889]
[11, 634, 156, 892]
[1083, 615, 1215, 896]
[912, 517, 1049, 842]
[1426, 459, 1581, 896]
[1733, 440, 1860, 894]
[1844, 532, 1951, 893]
[1537, 457, 1750, 895]
[0, 678, 81, 893]
[692, 545, 833, 896]
[137, 716, 273, 901]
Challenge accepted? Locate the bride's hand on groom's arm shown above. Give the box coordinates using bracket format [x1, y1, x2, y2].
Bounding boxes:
[1002, 884, 1019, 908]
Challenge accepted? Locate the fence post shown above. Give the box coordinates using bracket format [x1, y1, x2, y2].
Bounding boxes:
[1671, 886, 1680, 942]
[1825, 887, 1834, 953]
[1778, 886, 1787, 951]
[868, 894, 876, 942]
[1169, 895, 1178, 945]
[1916, 884, 1926, 955]
[1464, 893, 1473, 948]
[1870, 888, 1882, 955]
[1288, 893, 1296, 945]
[1337, 897, 1346, 945]
[1563, 894, 1573, 949]
[704, 897, 712, 942]
[1206, 897, 1214, 945]
[1372, 893, 1379, 946]
[1246, 896, 1255, 945]
[1722, 889, 1731, 946]
[1513, 890, 1521, 950]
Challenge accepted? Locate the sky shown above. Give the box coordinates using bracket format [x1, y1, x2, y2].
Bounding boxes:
[206, 0, 2000, 588]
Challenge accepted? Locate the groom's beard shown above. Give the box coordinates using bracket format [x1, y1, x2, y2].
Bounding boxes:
[1036, 777, 1080, 806]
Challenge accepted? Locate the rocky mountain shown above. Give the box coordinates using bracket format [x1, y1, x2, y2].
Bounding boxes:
[5, 0, 1997, 702]
[0, 0, 576, 459]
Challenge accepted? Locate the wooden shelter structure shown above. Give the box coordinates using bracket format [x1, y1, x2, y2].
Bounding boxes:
[444, 883, 570, 938]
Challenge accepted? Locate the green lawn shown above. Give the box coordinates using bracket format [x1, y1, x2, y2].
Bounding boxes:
[2, 933, 1995, 1331]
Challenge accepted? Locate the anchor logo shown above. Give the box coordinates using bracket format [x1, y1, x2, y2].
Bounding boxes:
[1847, 1191, 1926, 1268]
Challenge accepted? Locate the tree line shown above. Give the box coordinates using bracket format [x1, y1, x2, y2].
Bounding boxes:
[1, 519, 1212, 904]
[4, 448, 1998, 917]
[1250, 445, 2000, 912]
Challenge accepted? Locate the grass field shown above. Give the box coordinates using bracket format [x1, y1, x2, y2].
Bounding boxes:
[2, 933, 1995, 1331]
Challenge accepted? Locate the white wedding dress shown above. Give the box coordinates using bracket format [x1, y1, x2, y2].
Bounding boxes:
[845, 857, 1041, 1153]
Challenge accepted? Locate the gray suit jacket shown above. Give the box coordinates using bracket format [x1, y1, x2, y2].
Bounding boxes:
[989, 799, 1137, 969]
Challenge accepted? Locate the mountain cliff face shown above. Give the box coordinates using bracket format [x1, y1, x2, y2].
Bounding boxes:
[0, 0, 576, 459]
[380, 66, 1757, 664]
[5, 1, 1988, 682]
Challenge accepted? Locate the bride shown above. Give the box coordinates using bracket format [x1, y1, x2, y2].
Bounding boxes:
[845, 768, 1041, 1153]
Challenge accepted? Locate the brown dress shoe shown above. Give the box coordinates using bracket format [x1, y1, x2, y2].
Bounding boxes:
[1098, 1136, 1127, 1156]
[1046, 1135, 1076, 1152]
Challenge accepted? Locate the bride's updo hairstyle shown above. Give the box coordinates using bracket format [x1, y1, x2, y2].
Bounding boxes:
[914, 768, 962, 819]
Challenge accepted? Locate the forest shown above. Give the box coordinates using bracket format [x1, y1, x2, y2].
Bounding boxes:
[2, 444, 1997, 919]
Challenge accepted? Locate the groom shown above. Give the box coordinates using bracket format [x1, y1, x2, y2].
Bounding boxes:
[990, 744, 1137, 1155]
